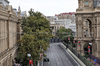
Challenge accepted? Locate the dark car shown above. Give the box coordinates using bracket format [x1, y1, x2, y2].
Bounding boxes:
[43, 58, 49, 62]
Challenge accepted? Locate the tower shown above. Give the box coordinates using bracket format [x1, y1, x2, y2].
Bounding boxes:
[78, 0, 94, 11]
[75, 0, 100, 57]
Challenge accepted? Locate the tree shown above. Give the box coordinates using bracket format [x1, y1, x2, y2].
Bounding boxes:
[16, 9, 52, 66]
[56, 27, 74, 44]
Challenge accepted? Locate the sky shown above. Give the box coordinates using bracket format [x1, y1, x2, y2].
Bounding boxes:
[9, 0, 78, 16]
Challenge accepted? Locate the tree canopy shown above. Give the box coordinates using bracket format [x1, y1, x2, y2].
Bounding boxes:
[16, 9, 52, 66]
[56, 27, 74, 43]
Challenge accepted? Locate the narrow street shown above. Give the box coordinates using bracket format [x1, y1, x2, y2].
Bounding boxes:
[43, 43, 80, 66]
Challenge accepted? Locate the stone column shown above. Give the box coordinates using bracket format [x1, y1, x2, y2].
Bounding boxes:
[7, 20, 9, 49]
[78, 25, 82, 37]
[92, 41, 97, 56]
[1, 21, 3, 52]
[0, 21, 1, 52]
[77, 40, 86, 56]
[96, 16, 100, 57]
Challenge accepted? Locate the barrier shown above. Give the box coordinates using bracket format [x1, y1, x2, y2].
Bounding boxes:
[62, 41, 94, 66]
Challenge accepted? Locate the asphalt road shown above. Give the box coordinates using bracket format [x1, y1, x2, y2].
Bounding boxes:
[43, 43, 80, 66]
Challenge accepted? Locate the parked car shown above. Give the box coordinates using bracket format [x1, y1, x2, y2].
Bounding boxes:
[43, 58, 49, 62]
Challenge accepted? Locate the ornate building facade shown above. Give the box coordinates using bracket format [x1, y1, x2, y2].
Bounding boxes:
[0, 4, 21, 66]
[50, 22, 64, 36]
[75, 0, 100, 57]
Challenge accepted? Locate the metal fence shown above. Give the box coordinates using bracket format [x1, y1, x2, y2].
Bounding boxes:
[63, 41, 94, 66]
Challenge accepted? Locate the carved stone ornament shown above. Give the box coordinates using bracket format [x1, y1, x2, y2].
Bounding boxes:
[78, 20, 82, 25]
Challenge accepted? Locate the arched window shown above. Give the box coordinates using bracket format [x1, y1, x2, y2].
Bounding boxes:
[85, 19, 92, 37]
[86, 30, 88, 34]
[86, 21, 88, 26]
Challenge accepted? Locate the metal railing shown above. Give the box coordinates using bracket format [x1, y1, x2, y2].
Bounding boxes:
[63, 41, 94, 66]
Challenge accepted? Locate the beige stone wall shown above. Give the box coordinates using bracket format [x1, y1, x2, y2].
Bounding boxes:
[9, 22, 17, 49]
[0, 4, 21, 66]
[0, 20, 8, 53]
[55, 14, 72, 20]
[75, 0, 100, 57]
[50, 24, 64, 36]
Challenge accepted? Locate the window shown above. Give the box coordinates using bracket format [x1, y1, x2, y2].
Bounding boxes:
[85, 1, 88, 5]
[86, 30, 88, 34]
[93, 0, 97, 8]
[86, 21, 88, 26]
[0, 2, 2, 4]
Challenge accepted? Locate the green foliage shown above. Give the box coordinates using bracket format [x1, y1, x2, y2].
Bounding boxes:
[84, 54, 89, 59]
[16, 9, 52, 66]
[56, 27, 74, 44]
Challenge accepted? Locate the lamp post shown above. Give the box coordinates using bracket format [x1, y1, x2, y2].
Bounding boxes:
[89, 42, 92, 62]
[68, 35, 71, 43]
[73, 40, 75, 47]
[78, 38, 81, 54]
[68, 35, 70, 40]
[27, 54, 33, 66]
[88, 46, 91, 62]
[67, 36, 70, 48]
[27, 54, 31, 58]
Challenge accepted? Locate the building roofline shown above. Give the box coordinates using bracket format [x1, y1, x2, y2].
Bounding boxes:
[5, 0, 9, 3]
[55, 12, 75, 16]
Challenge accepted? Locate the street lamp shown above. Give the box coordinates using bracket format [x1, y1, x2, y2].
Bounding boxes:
[67, 36, 70, 48]
[89, 42, 92, 62]
[89, 42, 92, 46]
[88, 45, 91, 62]
[73, 40, 75, 47]
[27, 54, 33, 66]
[27, 54, 31, 58]
[68, 35, 71, 43]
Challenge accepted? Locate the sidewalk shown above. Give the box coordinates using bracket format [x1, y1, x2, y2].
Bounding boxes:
[87, 58, 100, 66]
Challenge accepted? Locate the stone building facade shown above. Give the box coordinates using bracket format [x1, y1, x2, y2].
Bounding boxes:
[55, 12, 75, 23]
[0, 0, 9, 6]
[50, 22, 64, 36]
[75, 0, 100, 57]
[46, 16, 64, 36]
[0, 4, 21, 66]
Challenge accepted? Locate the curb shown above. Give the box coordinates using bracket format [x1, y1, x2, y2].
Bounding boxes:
[61, 43, 86, 66]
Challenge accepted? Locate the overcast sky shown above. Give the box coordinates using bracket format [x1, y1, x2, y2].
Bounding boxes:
[9, 0, 78, 16]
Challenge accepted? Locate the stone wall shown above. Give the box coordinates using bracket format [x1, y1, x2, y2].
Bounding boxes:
[0, 4, 21, 66]
[75, 0, 100, 58]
